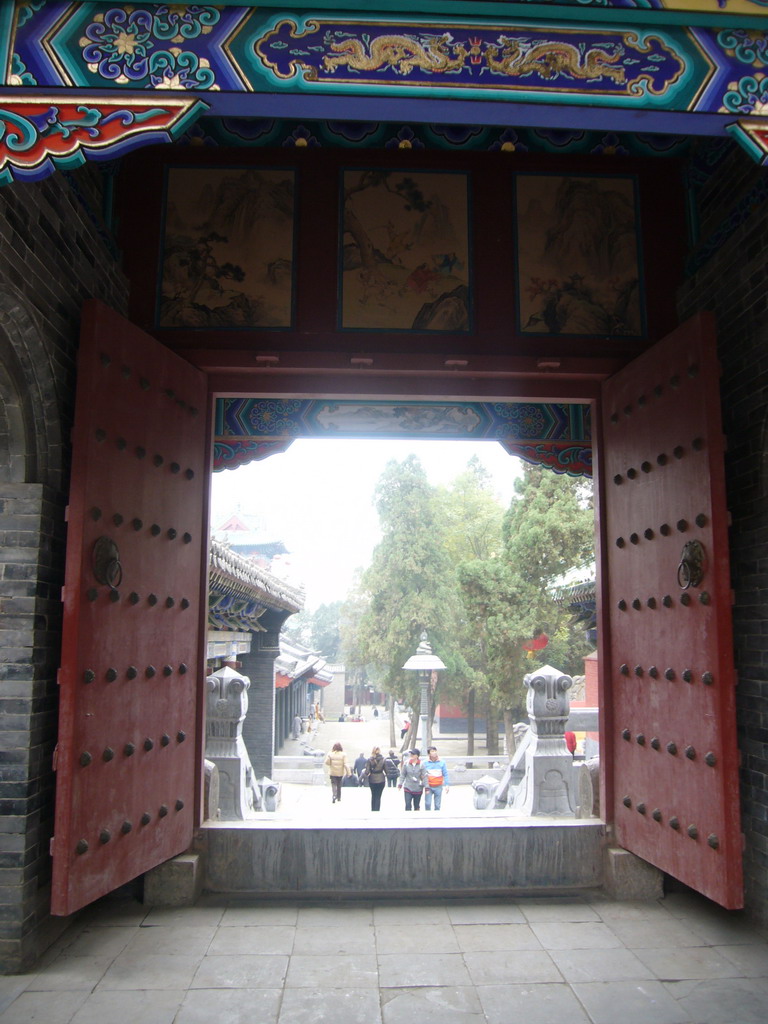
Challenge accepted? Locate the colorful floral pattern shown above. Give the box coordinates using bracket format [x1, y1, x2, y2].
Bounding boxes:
[80, 6, 221, 89]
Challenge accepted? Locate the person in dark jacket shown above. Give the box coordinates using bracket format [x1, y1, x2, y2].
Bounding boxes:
[364, 746, 386, 811]
[384, 750, 400, 787]
[353, 751, 367, 781]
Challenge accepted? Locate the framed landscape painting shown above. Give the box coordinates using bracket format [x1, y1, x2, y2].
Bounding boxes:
[158, 167, 295, 329]
[340, 169, 470, 332]
[515, 173, 645, 337]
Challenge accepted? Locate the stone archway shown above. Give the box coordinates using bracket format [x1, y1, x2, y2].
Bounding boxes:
[0, 284, 64, 489]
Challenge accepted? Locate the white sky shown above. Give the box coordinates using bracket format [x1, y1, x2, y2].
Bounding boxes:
[211, 439, 522, 610]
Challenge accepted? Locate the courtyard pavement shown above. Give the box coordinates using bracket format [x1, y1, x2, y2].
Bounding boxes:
[3, 716, 765, 1022]
[1, 888, 767, 1023]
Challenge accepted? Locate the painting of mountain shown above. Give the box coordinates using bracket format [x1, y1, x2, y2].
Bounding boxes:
[158, 167, 295, 329]
[515, 174, 644, 338]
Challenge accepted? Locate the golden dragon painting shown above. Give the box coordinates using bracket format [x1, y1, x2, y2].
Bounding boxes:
[319, 31, 627, 84]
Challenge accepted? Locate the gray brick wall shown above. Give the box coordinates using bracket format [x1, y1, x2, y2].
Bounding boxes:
[678, 142, 768, 928]
[240, 633, 280, 779]
[0, 165, 128, 972]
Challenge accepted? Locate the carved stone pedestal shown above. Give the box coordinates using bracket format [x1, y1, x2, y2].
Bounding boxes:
[511, 665, 577, 816]
[205, 666, 262, 819]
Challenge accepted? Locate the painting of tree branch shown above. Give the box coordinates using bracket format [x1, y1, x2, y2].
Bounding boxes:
[158, 167, 295, 328]
[515, 174, 644, 337]
[341, 170, 470, 332]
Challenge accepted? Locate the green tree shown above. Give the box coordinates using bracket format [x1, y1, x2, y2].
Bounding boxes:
[457, 462, 594, 752]
[282, 601, 342, 661]
[353, 456, 468, 747]
[438, 456, 507, 752]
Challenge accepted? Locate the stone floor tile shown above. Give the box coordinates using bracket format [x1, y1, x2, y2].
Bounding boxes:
[716, 942, 768, 976]
[549, 947, 655, 983]
[296, 905, 373, 927]
[0, 989, 88, 1023]
[75, 897, 148, 928]
[284, 953, 378, 989]
[96, 953, 202, 991]
[375, 923, 459, 954]
[191, 953, 289, 990]
[634, 944, 743, 980]
[26, 955, 112, 991]
[603, 918, 706, 949]
[279, 988, 382, 1024]
[220, 904, 299, 926]
[463, 949, 562, 986]
[529, 921, 622, 949]
[57, 926, 136, 958]
[377, 952, 472, 988]
[446, 901, 526, 925]
[207, 924, 296, 956]
[122, 924, 216, 958]
[589, 900, 674, 923]
[477, 982, 591, 1024]
[686, 913, 763, 946]
[141, 905, 225, 927]
[372, 903, 451, 925]
[520, 899, 600, 923]
[663, 977, 768, 1023]
[0, 976, 33, 1013]
[452, 923, 543, 952]
[660, 891, 728, 918]
[292, 923, 375, 955]
[69, 988, 185, 1024]
[175, 987, 282, 1024]
[381, 985, 484, 1023]
[572, 980, 692, 1024]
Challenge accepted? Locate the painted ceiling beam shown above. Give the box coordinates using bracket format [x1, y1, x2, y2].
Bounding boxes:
[2, 3, 768, 179]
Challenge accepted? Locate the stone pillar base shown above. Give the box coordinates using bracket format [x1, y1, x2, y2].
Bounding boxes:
[604, 846, 663, 900]
[143, 852, 203, 907]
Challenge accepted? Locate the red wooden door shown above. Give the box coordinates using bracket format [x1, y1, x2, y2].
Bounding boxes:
[51, 301, 209, 916]
[601, 312, 742, 908]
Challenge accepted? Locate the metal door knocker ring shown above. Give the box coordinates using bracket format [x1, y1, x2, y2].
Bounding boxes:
[677, 539, 706, 590]
[93, 536, 123, 591]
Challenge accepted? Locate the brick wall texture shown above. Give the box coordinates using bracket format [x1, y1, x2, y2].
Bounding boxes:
[678, 143, 768, 928]
[0, 166, 128, 972]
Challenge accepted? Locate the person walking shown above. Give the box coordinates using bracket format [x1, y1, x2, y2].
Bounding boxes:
[423, 745, 449, 810]
[353, 751, 367, 782]
[384, 749, 400, 788]
[398, 749, 426, 810]
[324, 742, 350, 804]
[363, 746, 387, 811]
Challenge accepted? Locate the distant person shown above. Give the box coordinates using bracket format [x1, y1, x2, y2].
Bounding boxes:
[423, 746, 449, 811]
[324, 742, 350, 804]
[353, 751, 367, 781]
[363, 746, 387, 811]
[398, 749, 425, 810]
[373, 705, 379, 718]
[384, 750, 400, 787]
[400, 718, 410, 740]
[291, 714, 302, 740]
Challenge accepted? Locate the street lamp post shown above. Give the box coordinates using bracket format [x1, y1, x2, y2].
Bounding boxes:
[402, 632, 445, 748]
